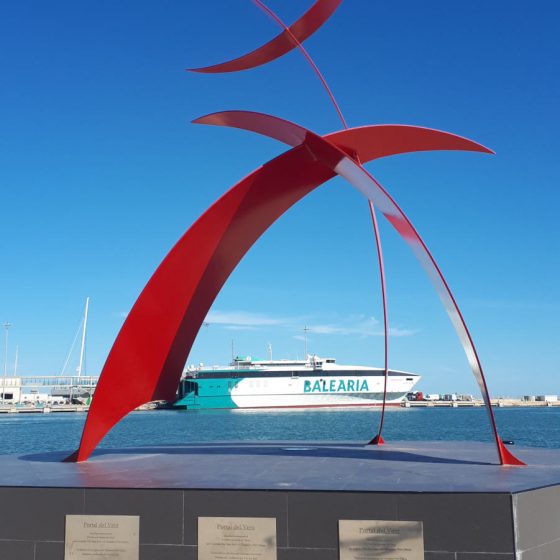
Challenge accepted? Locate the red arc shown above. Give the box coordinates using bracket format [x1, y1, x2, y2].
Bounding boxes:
[70, 121, 502, 462]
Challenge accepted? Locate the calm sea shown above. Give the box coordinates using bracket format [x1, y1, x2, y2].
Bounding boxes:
[1, 407, 559, 456]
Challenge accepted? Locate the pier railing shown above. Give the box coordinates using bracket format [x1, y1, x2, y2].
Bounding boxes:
[16, 375, 98, 388]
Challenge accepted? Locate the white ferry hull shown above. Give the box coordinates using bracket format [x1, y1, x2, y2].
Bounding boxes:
[175, 373, 419, 410]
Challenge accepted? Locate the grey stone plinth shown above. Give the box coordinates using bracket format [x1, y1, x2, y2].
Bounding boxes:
[0, 441, 558, 559]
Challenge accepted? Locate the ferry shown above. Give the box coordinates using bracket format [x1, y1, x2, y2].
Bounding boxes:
[174, 355, 420, 410]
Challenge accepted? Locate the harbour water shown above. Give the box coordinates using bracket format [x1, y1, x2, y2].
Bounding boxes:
[1, 406, 560, 456]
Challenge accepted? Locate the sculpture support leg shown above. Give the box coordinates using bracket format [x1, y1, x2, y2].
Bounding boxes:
[367, 200, 388, 446]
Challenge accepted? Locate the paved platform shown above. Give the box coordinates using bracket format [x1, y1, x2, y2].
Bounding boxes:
[0, 441, 559, 559]
[2, 439, 560, 492]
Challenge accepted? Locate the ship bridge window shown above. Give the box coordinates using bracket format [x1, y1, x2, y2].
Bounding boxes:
[406, 378, 413, 381]
[326, 359, 335, 363]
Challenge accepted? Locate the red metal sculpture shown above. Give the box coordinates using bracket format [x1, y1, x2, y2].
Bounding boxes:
[70, 1, 525, 466]
[189, 0, 343, 75]
[71, 120, 521, 465]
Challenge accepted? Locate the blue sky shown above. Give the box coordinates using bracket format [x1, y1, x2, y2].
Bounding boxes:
[1, 1, 559, 396]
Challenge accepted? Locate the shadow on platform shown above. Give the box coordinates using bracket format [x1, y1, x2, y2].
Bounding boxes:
[20, 441, 490, 466]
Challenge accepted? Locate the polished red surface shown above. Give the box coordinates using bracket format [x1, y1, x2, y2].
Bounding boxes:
[188, 0, 342, 74]
[252, 0, 348, 128]
[194, 110, 524, 467]
[73, 121, 496, 462]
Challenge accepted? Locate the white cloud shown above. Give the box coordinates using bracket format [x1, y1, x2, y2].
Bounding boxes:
[307, 316, 414, 338]
[387, 326, 417, 337]
[206, 310, 414, 338]
[205, 310, 289, 327]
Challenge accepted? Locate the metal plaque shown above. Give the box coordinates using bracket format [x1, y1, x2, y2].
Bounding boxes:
[198, 517, 277, 560]
[339, 520, 424, 560]
[64, 515, 139, 560]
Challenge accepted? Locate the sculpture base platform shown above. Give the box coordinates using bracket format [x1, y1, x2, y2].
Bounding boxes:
[0, 441, 559, 559]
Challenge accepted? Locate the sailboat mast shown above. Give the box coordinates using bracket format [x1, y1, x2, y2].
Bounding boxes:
[77, 297, 89, 378]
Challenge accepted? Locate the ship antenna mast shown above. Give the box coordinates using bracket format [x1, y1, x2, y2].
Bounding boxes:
[303, 326, 309, 359]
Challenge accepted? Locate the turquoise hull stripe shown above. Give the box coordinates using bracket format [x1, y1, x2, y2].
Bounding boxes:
[174, 378, 239, 410]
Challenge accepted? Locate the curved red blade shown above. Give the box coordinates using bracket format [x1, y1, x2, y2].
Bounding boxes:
[73, 120, 490, 462]
[188, 0, 342, 73]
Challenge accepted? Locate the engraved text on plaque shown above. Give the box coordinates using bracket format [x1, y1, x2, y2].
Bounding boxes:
[198, 516, 277, 560]
[339, 519, 424, 560]
[65, 515, 139, 560]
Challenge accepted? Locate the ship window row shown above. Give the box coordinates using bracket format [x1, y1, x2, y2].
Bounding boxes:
[192, 370, 410, 379]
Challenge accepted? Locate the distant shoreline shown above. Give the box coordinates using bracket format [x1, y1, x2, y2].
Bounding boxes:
[1, 399, 559, 415]
[404, 398, 559, 408]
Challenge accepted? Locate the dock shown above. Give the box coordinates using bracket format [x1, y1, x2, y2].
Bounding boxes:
[402, 398, 560, 408]
[0, 402, 159, 414]
[0, 404, 89, 414]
